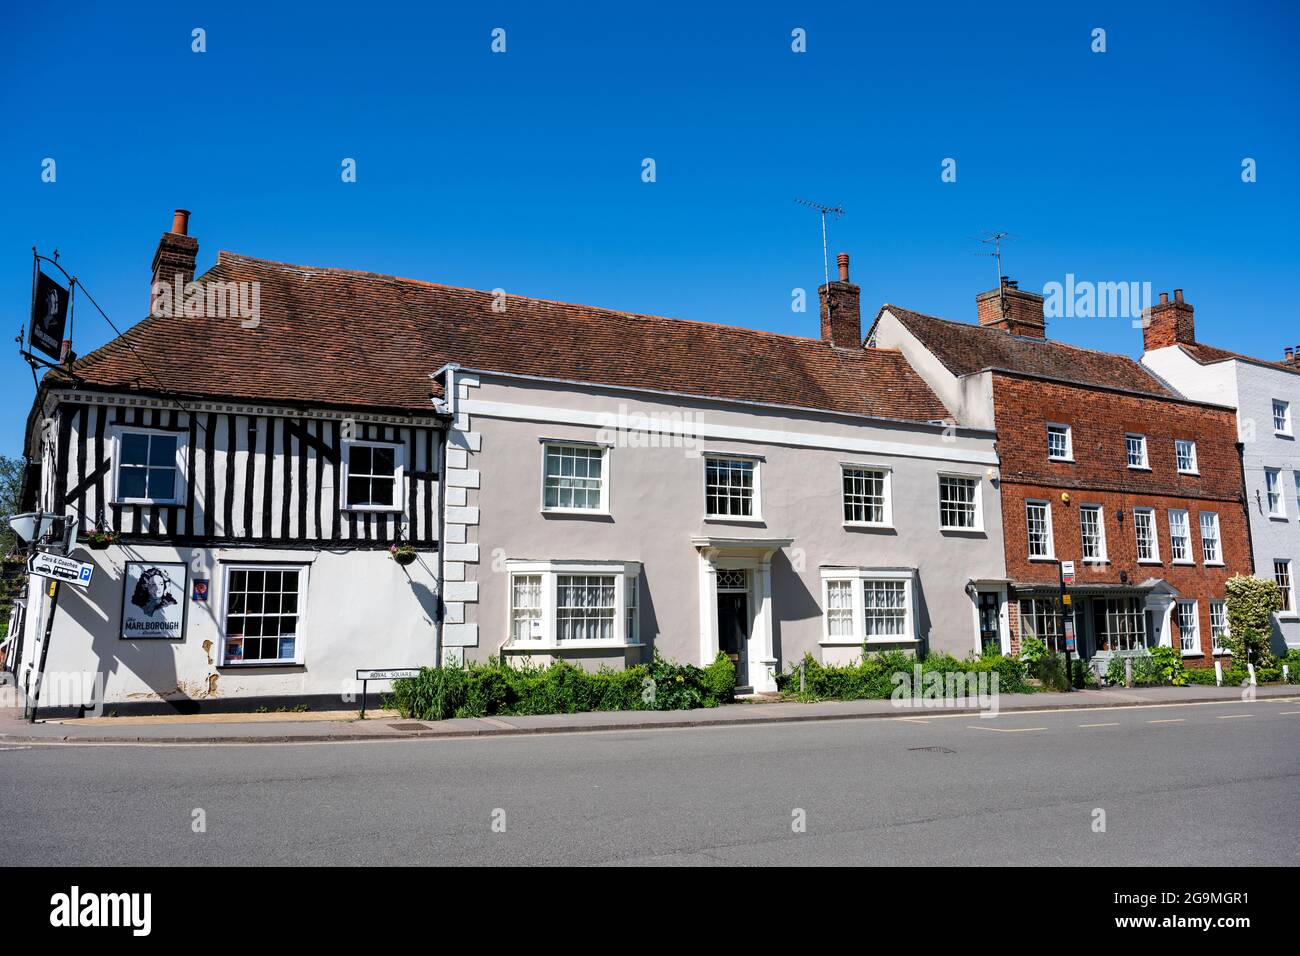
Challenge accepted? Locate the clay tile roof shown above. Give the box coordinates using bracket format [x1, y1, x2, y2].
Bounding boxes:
[881, 304, 1181, 399]
[53, 253, 952, 423]
[1179, 342, 1300, 376]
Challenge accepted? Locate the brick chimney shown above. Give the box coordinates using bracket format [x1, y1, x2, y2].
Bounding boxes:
[150, 209, 198, 315]
[976, 277, 1046, 338]
[1140, 289, 1195, 352]
[819, 252, 861, 348]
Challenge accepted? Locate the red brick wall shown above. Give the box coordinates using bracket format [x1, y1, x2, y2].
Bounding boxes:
[993, 374, 1251, 663]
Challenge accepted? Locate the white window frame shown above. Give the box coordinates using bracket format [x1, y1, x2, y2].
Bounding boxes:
[1125, 433, 1149, 470]
[1294, 472, 1300, 518]
[1079, 504, 1106, 563]
[1266, 467, 1286, 518]
[703, 453, 762, 522]
[341, 439, 406, 512]
[111, 427, 186, 506]
[1274, 559, 1296, 618]
[1025, 499, 1055, 560]
[937, 472, 983, 532]
[1209, 600, 1229, 655]
[218, 563, 308, 666]
[1273, 399, 1292, 436]
[1168, 509, 1192, 564]
[1199, 511, 1223, 565]
[504, 560, 642, 648]
[841, 463, 893, 528]
[1176, 600, 1201, 657]
[1174, 439, 1198, 475]
[819, 567, 919, 646]
[1046, 423, 1073, 462]
[1133, 507, 1160, 563]
[539, 441, 610, 515]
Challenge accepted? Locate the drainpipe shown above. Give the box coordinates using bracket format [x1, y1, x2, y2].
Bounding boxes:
[1235, 441, 1255, 575]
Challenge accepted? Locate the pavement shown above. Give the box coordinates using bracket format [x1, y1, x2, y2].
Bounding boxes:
[0, 683, 1295, 744]
[2, 691, 1297, 865]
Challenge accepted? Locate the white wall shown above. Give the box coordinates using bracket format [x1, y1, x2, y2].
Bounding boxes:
[1143, 347, 1300, 649]
[17, 544, 440, 711]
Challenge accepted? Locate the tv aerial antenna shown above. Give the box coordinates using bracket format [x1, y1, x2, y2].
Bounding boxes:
[795, 198, 845, 289]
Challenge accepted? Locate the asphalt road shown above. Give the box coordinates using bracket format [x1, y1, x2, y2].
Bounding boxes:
[2, 698, 1298, 866]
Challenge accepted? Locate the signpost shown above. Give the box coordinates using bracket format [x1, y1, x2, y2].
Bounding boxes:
[1057, 560, 1076, 690]
[27, 551, 93, 588]
[356, 668, 421, 719]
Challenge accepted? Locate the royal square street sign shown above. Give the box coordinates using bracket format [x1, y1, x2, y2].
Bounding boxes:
[28, 551, 94, 587]
[356, 668, 421, 681]
[1061, 561, 1076, 586]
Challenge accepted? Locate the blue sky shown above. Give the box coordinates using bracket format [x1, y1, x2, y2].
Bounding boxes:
[1, 0, 1297, 455]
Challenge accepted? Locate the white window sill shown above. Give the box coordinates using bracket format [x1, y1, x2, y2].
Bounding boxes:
[1127, 465, 1152, 471]
[1172, 559, 1195, 566]
[113, 500, 183, 507]
[1048, 457, 1075, 464]
[861, 637, 921, 645]
[1180, 648, 1204, 658]
[1204, 560, 1225, 567]
[940, 526, 985, 534]
[1177, 470, 1200, 477]
[820, 639, 865, 647]
[1213, 649, 1232, 656]
[505, 641, 643, 652]
[342, 505, 403, 514]
[1275, 431, 1293, 438]
[843, 521, 894, 531]
[1081, 557, 1109, 565]
[542, 508, 611, 517]
[1138, 559, 1164, 565]
[1276, 613, 1299, 621]
[705, 515, 764, 524]
[1028, 555, 1057, 562]
[219, 660, 304, 668]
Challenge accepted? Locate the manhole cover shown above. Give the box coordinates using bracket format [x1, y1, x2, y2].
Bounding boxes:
[908, 746, 956, 754]
[389, 722, 429, 732]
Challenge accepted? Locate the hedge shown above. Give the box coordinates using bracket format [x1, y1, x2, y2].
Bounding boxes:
[775, 647, 1030, 700]
[385, 651, 736, 720]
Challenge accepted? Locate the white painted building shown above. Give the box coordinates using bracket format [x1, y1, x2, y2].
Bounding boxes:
[1141, 289, 1300, 651]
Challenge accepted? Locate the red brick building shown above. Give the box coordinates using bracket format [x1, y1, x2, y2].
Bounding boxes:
[870, 278, 1252, 668]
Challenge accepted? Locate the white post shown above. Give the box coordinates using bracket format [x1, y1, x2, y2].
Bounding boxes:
[1124, 657, 1133, 688]
[1247, 662, 1257, 686]
[1284, 663, 1291, 684]
[1214, 660, 1223, 687]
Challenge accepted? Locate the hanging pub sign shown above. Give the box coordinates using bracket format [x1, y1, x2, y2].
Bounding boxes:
[29, 270, 70, 361]
[121, 561, 187, 640]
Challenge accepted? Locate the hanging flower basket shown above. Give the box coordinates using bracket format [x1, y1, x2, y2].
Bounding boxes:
[390, 544, 418, 566]
[86, 531, 115, 550]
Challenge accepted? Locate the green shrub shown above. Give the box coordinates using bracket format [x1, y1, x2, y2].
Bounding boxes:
[1149, 645, 1187, 686]
[1281, 649, 1300, 683]
[1105, 653, 1163, 687]
[700, 652, 737, 703]
[1224, 575, 1280, 667]
[775, 648, 1030, 701]
[1019, 635, 1049, 665]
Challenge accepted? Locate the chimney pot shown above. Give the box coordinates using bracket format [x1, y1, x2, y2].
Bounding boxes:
[151, 207, 199, 314]
[1159, 292, 1169, 304]
[1287, 348, 1294, 363]
[819, 252, 861, 348]
[1173, 288, 1184, 303]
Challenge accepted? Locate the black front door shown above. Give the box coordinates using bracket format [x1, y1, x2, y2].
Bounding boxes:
[977, 592, 1001, 651]
[718, 592, 749, 678]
